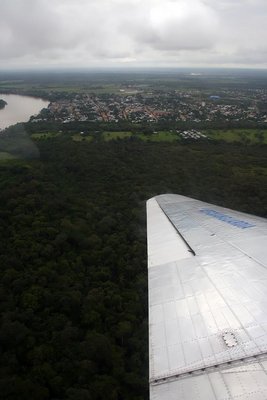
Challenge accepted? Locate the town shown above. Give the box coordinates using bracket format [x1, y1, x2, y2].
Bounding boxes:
[31, 87, 267, 126]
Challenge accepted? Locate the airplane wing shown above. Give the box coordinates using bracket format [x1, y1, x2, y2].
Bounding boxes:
[147, 194, 267, 400]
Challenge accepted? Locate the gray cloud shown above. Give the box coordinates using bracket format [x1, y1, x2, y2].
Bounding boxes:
[0, 0, 266, 68]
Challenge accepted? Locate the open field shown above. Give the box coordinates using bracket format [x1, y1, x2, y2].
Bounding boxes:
[206, 129, 267, 144]
[0, 151, 17, 161]
[103, 131, 181, 142]
[31, 132, 62, 140]
[34, 129, 267, 144]
[28, 128, 267, 144]
[103, 131, 132, 141]
[138, 131, 180, 142]
[72, 133, 93, 142]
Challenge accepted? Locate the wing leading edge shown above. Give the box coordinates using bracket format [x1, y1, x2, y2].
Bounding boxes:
[147, 194, 267, 400]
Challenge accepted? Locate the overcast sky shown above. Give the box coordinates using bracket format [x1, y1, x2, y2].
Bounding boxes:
[1, 0, 267, 70]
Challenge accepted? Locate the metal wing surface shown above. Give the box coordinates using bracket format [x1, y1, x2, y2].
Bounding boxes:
[147, 194, 267, 400]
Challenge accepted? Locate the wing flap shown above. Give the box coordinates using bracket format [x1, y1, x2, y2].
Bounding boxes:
[147, 197, 194, 267]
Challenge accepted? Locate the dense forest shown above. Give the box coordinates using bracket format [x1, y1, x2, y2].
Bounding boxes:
[0, 133, 266, 399]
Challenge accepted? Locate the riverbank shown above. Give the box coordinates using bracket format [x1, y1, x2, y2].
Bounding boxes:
[0, 99, 7, 110]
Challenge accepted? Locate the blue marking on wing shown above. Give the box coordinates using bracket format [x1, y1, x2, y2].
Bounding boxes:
[200, 208, 256, 229]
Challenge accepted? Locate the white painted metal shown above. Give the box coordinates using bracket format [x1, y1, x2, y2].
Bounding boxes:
[147, 194, 267, 400]
[147, 197, 192, 267]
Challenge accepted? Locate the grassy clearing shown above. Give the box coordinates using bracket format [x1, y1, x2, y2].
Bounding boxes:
[137, 131, 180, 142]
[206, 129, 267, 144]
[30, 130, 182, 143]
[31, 132, 62, 140]
[72, 134, 93, 142]
[232, 165, 267, 182]
[0, 151, 17, 161]
[103, 131, 132, 141]
[103, 131, 180, 142]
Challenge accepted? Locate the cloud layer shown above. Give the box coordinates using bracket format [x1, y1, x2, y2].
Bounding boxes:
[0, 0, 267, 68]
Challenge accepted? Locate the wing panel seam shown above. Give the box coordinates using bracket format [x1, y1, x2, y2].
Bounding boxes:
[150, 352, 267, 386]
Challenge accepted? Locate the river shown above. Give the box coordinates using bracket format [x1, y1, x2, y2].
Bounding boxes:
[0, 93, 49, 130]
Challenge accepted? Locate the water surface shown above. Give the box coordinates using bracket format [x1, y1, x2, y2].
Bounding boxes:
[0, 94, 49, 130]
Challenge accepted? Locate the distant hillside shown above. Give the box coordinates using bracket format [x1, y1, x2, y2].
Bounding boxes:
[0, 99, 7, 110]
